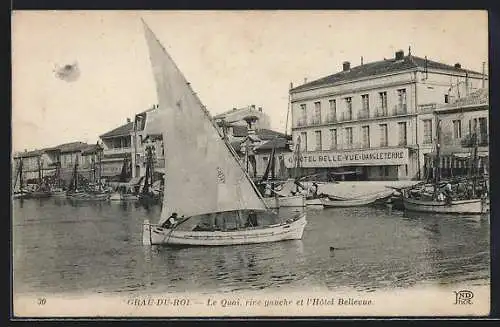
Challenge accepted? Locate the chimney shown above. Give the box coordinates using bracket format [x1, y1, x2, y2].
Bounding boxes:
[232, 107, 237, 111]
[395, 50, 404, 60]
[342, 61, 350, 71]
[454, 63, 461, 69]
[361, 56, 363, 65]
[303, 77, 308, 84]
[251, 104, 256, 110]
[258, 107, 262, 112]
[127, 118, 131, 123]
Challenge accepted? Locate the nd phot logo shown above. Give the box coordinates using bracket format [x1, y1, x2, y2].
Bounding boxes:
[453, 290, 474, 305]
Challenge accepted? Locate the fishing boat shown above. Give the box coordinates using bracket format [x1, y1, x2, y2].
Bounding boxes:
[28, 157, 52, 199]
[138, 143, 162, 205]
[12, 158, 31, 199]
[66, 159, 110, 201]
[320, 191, 392, 208]
[140, 21, 306, 246]
[402, 118, 488, 214]
[254, 139, 305, 209]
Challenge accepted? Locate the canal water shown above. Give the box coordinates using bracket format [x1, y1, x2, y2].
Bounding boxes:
[12, 198, 490, 296]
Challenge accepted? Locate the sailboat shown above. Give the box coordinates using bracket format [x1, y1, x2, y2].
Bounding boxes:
[140, 21, 306, 246]
[12, 158, 30, 199]
[66, 157, 110, 201]
[402, 119, 487, 214]
[258, 138, 305, 209]
[138, 143, 161, 204]
[29, 157, 52, 199]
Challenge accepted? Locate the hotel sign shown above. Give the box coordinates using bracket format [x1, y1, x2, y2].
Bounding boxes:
[283, 148, 409, 168]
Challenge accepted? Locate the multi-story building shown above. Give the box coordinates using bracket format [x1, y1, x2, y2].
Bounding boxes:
[424, 87, 489, 179]
[287, 49, 487, 180]
[99, 119, 135, 180]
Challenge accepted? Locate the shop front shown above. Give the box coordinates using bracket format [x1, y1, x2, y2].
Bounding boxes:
[423, 151, 489, 181]
[283, 147, 410, 181]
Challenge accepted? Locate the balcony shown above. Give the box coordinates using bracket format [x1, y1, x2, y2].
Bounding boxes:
[418, 103, 437, 113]
[374, 107, 388, 118]
[310, 118, 322, 126]
[340, 112, 353, 122]
[394, 104, 408, 115]
[296, 120, 307, 127]
[358, 110, 370, 119]
[325, 115, 337, 123]
[103, 147, 133, 155]
[459, 133, 489, 147]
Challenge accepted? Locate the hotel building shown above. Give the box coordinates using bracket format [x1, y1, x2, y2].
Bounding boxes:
[286, 49, 487, 180]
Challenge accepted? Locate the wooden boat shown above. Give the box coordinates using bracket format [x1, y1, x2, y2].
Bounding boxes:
[12, 159, 31, 199]
[402, 197, 485, 214]
[140, 21, 306, 246]
[402, 118, 488, 215]
[320, 194, 379, 208]
[262, 194, 305, 209]
[257, 142, 305, 209]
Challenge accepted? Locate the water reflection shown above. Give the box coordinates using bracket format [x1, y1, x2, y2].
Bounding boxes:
[12, 199, 489, 295]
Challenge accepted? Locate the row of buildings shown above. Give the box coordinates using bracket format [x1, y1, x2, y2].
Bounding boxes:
[286, 49, 489, 180]
[14, 48, 489, 185]
[13, 103, 290, 187]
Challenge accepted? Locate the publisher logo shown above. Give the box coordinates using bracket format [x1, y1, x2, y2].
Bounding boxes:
[453, 290, 474, 305]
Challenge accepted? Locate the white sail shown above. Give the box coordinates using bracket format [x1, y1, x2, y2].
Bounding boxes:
[142, 21, 266, 224]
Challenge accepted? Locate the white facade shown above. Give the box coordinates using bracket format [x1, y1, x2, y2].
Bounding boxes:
[289, 51, 487, 180]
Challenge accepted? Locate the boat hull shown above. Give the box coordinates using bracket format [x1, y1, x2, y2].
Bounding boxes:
[262, 195, 305, 209]
[402, 197, 486, 214]
[306, 198, 324, 208]
[321, 195, 379, 208]
[67, 192, 110, 201]
[143, 212, 307, 246]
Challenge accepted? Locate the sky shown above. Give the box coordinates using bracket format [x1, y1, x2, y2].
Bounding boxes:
[11, 10, 488, 152]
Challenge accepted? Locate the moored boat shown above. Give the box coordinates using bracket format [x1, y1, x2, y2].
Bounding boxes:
[321, 193, 382, 208]
[262, 194, 305, 209]
[402, 197, 485, 214]
[140, 21, 306, 246]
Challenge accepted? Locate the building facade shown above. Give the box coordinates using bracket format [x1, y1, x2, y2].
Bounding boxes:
[13, 141, 103, 187]
[424, 87, 489, 179]
[287, 49, 487, 180]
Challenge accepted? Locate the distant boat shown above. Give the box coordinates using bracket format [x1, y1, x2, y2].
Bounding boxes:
[321, 193, 383, 208]
[140, 21, 306, 246]
[402, 197, 485, 214]
[66, 159, 110, 201]
[12, 159, 30, 199]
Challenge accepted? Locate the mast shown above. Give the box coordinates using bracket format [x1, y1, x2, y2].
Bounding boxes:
[433, 118, 441, 199]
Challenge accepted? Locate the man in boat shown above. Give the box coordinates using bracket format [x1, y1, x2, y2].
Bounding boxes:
[162, 212, 179, 229]
[443, 182, 453, 205]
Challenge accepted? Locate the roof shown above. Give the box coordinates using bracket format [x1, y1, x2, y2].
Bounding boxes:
[53, 141, 89, 153]
[255, 138, 291, 151]
[292, 54, 484, 92]
[255, 128, 291, 140]
[81, 144, 102, 155]
[15, 149, 43, 158]
[100, 121, 134, 138]
[440, 87, 489, 109]
[214, 105, 263, 119]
